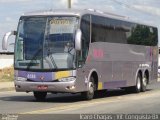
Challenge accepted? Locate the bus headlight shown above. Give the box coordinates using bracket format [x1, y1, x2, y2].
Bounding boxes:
[17, 77, 27, 81]
[59, 77, 76, 82]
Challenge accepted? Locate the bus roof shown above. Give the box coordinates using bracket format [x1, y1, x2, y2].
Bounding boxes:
[22, 9, 128, 19]
[22, 9, 157, 28]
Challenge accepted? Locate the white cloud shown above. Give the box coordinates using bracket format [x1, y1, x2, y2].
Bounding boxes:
[0, 0, 31, 3]
[133, 5, 160, 16]
[5, 17, 13, 22]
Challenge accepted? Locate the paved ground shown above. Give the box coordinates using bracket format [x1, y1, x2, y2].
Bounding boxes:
[0, 82, 160, 111]
[0, 81, 160, 120]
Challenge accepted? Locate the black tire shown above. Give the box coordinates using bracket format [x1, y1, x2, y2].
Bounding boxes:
[141, 74, 147, 92]
[33, 92, 47, 101]
[133, 74, 142, 93]
[81, 76, 95, 100]
[125, 74, 142, 93]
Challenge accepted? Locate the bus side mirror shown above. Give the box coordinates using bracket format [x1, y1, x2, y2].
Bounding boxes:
[2, 31, 17, 50]
[75, 29, 82, 51]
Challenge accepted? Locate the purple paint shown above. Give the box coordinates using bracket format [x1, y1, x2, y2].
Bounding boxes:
[104, 80, 126, 89]
[18, 71, 53, 82]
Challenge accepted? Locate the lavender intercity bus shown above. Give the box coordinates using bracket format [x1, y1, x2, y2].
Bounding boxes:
[2, 9, 158, 101]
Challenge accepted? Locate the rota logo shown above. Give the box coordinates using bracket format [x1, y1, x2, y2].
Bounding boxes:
[40, 76, 45, 81]
[93, 49, 104, 58]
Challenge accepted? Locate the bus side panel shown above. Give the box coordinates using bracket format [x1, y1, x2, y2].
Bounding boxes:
[75, 66, 90, 92]
[79, 42, 155, 90]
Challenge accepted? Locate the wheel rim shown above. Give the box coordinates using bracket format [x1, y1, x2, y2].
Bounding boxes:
[137, 77, 141, 90]
[143, 77, 147, 87]
[89, 82, 94, 95]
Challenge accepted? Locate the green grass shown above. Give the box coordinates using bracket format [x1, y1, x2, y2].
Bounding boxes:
[0, 66, 14, 82]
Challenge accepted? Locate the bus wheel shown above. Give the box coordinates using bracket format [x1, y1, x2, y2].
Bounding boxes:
[33, 92, 47, 101]
[134, 74, 142, 93]
[141, 74, 147, 92]
[81, 76, 95, 100]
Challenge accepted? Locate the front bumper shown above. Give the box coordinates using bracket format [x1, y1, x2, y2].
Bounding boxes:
[14, 80, 77, 93]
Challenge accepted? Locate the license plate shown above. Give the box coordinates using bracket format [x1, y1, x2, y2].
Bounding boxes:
[37, 85, 48, 90]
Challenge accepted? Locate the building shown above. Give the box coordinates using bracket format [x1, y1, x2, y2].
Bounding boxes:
[0, 52, 14, 69]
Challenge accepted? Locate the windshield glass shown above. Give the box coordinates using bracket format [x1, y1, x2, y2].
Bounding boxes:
[15, 16, 79, 70]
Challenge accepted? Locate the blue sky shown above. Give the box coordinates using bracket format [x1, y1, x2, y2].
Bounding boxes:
[0, 0, 160, 52]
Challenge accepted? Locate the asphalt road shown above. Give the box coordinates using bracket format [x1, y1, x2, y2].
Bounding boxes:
[0, 82, 160, 120]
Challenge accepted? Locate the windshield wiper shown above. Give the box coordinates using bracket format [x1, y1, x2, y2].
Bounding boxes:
[47, 49, 58, 69]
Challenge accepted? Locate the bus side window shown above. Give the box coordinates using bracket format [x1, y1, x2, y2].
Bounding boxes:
[80, 15, 90, 63]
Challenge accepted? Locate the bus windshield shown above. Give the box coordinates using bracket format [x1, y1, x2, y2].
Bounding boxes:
[15, 16, 79, 70]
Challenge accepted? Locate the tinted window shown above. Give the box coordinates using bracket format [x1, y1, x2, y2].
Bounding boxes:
[127, 25, 158, 46]
[80, 15, 90, 61]
[91, 15, 158, 46]
[91, 15, 127, 44]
